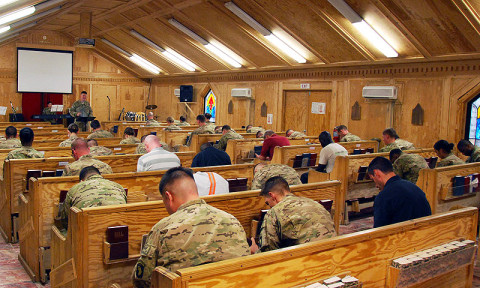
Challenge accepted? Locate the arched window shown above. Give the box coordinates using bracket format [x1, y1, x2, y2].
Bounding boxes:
[466, 94, 480, 145]
[204, 89, 216, 122]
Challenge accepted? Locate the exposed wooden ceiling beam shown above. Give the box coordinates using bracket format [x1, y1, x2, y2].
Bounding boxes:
[452, 0, 480, 36]
[308, 0, 376, 62]
[371, 0, 432, 58]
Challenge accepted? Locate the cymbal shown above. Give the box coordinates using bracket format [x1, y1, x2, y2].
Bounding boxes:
[145, 105, 158, 110]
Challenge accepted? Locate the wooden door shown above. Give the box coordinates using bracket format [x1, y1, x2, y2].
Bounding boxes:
[283, 90, 331, 136]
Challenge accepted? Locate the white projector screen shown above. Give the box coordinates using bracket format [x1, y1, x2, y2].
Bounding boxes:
[17, 48, 73, 93]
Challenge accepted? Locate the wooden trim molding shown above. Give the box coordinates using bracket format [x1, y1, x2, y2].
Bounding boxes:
[153, 58, 480, 84]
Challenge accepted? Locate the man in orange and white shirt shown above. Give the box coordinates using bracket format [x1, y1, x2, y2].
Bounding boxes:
[193, 172, 229, 196]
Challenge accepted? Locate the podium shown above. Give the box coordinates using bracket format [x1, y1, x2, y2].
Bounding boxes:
[77, 116, 95, 132]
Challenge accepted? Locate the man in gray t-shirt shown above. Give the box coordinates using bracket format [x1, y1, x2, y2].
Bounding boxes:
[137, 135, 180, 172]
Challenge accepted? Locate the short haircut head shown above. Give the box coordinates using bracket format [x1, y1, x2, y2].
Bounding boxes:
[319, 131, 333, 147]
[246, 125, 253, 130]
[180, 116, 186, 122]
[264, 130, 275, 138]
[148, 112, 154, 117]
[256, 131, 264, 138]
[260, 176, 290, 196]
[90, 120, 101, 129]
[458, 139, 473, 150]
[337, 125, 348, 131]
[389, 148, 403, 161]
[72, 138, 88, 150]
[19, 127, 34, 146]
[86, 138, 98, 147]
[81, 91, 87, 95]
[368, 157, 393, 175]
[166, 116, 174, 123]
[159, 167, 195, 196]
[47, 101, 52, 105]
[79, 166, 100, 181]
[200, 142, 212, 151]
[204, 113, 212, 120]
[434, 140, 454, 153]
[140, 134, 148, 143]
[285, 129, 293, 136]
[68, 123, 79, 133]
[5, 126, 16, 138]
[124, 127, 135, 136]
[196, 114, 206, 123]
[383, 128, 399, 139]
[222, 125, 231, 132]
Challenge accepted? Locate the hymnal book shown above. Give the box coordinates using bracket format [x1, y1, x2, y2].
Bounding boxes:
[112, 125, 119, 134]
[470, 173, 479, 193]
[301, 153, 311, 167]
[124, 188, 128, 196]
[55, 169, 64, 176]
[26, 170, 42, 190]
[464, 176, 471, 194]
[106, 225, 129, 260]
[452, 176, 465, 196]
[425, 157, 438, 169]
[150, 131, 157, 136]
[357, 166, 368, 181]
[254, 145, 262, 156]
[366, 148, 374, 154]
[352, 149, 361, 155]
[309, 153, 317, 167]
[42, 171, 56, 177]
[319, 200, 333, 212]
[133, 128, 138, 137]
[360, 149, 366, 154]
[293, 154, 303, 168]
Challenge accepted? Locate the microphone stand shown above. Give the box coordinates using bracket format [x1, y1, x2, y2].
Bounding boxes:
[10, 101, 17, 122]
[107, 96, 111, 121]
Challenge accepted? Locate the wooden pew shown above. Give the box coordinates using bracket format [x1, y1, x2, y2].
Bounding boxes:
[189, 133, 258, 153]
[33, 132, 91, 141]
[0, 152, 195, 243]
[150, 207, 477, 288]
[49, 181, 341, 287]
[164, 131, 191, 147]
[309, 148, 437, 223]
[32, 137, 125, 148]
[417, 162, 480, 214]
[22, 164, 256, 282]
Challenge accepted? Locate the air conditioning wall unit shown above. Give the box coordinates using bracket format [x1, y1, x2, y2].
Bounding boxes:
[174, 88, 180, 97]
[362, 86, 397, 99]
[231, 88, 252, 98]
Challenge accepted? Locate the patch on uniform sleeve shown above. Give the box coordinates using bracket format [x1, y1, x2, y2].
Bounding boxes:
[135, 263, 144, 278]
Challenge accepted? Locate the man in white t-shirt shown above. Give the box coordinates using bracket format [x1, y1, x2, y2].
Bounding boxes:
[193, 172, 230, 196]
[301, 131, 347, 183]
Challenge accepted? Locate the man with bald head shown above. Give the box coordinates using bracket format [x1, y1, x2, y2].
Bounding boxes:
[63, 138, 113, 176]
[137, 135, 180, 172]
[132, 167, 249, 287]
[146, 112, 161, 127]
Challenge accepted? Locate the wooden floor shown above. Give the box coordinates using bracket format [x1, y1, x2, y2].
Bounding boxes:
[0, 216, 479, 287]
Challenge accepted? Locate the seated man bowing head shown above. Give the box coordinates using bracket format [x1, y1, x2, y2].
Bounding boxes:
[251, 176, 336, 254]
[132, 167, 250, 287]
[63, 138, 113, 176]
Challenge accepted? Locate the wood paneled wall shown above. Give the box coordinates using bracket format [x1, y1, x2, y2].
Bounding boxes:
[152, 73, 480, 149]
[0, 30, 150, 123]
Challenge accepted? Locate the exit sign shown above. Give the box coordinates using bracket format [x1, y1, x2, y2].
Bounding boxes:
[301, 83, 310, 89]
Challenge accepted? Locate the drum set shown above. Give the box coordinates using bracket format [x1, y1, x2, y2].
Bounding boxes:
[120, 105, 158, 121]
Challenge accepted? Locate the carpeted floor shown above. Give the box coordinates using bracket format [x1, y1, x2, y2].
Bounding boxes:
[0, 216, 478, 287]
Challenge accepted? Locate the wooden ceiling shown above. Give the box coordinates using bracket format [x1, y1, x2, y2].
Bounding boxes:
[2, 0, 480, 78]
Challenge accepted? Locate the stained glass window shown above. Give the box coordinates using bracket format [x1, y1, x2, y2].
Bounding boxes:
[468, 96, 480, 146]
[204, 89, 216, 122]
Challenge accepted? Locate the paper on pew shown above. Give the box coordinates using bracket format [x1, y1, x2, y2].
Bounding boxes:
[0, 107, 7, 115]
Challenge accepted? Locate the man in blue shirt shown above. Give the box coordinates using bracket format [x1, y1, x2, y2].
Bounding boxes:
[367, 157, 431, 228]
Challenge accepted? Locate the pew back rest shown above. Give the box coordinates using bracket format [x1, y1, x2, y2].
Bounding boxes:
[270, 144, 323, 165]
[190, 133, 259, 153]
[417, 162, 480, 213]
[225, 138, 264, 164]
[153, 207, 478, 288]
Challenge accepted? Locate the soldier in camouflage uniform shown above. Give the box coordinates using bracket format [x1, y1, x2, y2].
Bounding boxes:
[42, 101, 56, 124]
[69, 91, 93, 131]
[390, 149, 428, 184]
[286, 129, 307, 138]
[87, 120, 114, 139]
[458, 140, 480, 163]
[177, 115, 190, 126]
[251, 163, 301, 190]
[164, 116, 182, 131]
[59, 166, 126, 230]
[186, 115, 215, 146]
[0, 126, 21, 149]
[120, 127, 141, 144]
[337, 125, 361, 142]
[63, 138, 113, 176]
[214, 125, 244, 151]
[146, 112, 161, 127]
[59, 123, 79, 147]
[246, 124, 265, 134]
[379, 128, 415, 152]
[5, 128, 43, 160]
[132, 167, 249, 287]
[87, 139, 113, 156]
[250, 176, 335, 253]
[204, 113, 215, 128]
[434, 140, 465, 167]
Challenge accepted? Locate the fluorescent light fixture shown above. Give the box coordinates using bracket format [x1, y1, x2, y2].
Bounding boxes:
[225, 1, 307, 64]
[328, 0, 398, 58]
[0, 21, 36, 39]
[35, 0, 65, 11]
[101, 38, 132, 57]
[168, 18, 242, 68]
[129, 54, 161, 74]
[0, 0, 18, 9]
[130, 29, 196, 71]
[0, 6, 35, 26]
[11, 6, 62, 28]
[352, 21, 398, 58]
[0, 26, 10, 34]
